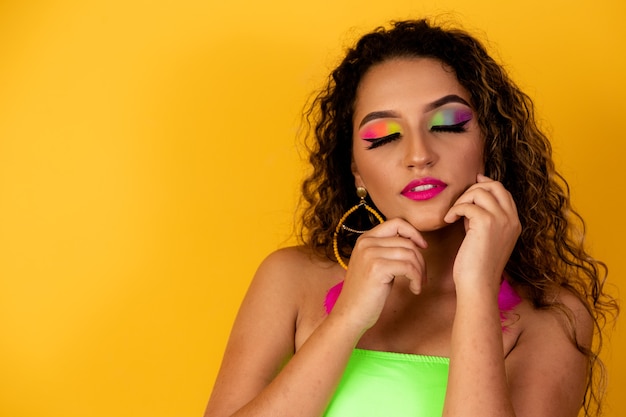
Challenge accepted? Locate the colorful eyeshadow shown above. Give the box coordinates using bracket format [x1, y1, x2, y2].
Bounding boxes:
[429, 108, 473, 127]
[360, 120, 402, 139]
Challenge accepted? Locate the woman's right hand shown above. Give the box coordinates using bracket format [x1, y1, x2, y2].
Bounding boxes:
[330, 218, 428, 332]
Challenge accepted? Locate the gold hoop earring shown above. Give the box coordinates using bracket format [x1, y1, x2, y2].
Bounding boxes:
[333, 187, 384, 270]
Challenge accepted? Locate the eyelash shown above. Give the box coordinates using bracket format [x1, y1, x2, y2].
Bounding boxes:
[364, 133, 401, 150]
[363, 120, 471, 150]
[430, 120, 470, 133]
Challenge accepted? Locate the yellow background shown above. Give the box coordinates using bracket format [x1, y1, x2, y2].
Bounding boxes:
[0, 1, 624, 416]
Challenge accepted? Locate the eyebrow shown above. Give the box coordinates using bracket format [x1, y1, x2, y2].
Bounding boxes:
[357, 94, 471, 128]
[425, 94, 471, 112]
[358, 110, 400, 128]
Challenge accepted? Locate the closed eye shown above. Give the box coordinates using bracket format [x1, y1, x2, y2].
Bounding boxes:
[364, 132, 401, 149]
[430, 120, 470, 133]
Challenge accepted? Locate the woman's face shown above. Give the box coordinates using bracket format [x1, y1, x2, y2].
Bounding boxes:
[351, 57, 484, 232]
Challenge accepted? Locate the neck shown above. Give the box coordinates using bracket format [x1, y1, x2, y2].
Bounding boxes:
[418, 220, 466, 293]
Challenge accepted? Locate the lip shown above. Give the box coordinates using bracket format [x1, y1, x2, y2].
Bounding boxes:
[401, 177, 447, 201]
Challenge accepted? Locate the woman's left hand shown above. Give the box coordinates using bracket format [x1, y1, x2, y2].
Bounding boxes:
[443, 174, 521, 295]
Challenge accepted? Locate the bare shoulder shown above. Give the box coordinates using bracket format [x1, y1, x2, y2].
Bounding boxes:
[505, 286, 594, 417]
[257, 245, 332, 274]
[516, 287, 593, 349]
[256, 246, 345, 350]
[238, 245, 341, 339]
[205, 246, 339, 416]
[555, 287, 594, 346]
[222, 246, 322, 344]
[243, 247, 312, 312]
[252, 245, 339, 296]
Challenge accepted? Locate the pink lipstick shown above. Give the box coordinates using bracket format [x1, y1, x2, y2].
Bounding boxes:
[401, 178, 447, 201]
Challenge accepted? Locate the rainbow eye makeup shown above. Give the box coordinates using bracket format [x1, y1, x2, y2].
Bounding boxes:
[360, 120, 402, 139]
[360, 120, 402, 149]
[429, 108, 473, 132]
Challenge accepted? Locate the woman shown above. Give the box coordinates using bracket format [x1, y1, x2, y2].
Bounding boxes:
[205, 19, 617, 417]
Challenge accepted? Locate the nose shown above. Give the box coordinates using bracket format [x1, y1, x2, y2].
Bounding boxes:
[403, 131, 437, 169]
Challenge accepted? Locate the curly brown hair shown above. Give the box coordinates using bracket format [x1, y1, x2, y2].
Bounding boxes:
[298, 19, 618, 416]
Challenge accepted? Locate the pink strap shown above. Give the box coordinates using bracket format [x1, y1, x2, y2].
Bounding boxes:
[323, 281, 344, 314]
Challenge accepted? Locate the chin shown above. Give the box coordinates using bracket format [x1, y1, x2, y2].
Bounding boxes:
[421, 220, 466, 240]
[407, 217, 449, 233]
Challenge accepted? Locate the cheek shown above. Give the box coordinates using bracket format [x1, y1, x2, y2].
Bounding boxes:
[451, 144, 484, 185]
[351, 148, 379, 183]
[356, 165, 385, 190]
[464, 138, 485, 172]
[352, 157, 392, 200]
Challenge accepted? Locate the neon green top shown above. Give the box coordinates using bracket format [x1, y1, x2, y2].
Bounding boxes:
[323, 349, 449, 417]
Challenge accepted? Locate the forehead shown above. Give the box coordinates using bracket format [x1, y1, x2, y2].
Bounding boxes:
[354, 58, 471, 117]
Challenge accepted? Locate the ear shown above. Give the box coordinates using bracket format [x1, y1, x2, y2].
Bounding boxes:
[351, 159, 365, 188]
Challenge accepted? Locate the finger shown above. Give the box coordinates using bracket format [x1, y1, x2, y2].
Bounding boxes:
[444, 189, 503, 223]
[449, 183, 517, 219]
[355, 241, 423, 270]
[370, 258, 426, 293]
[358, 242, 425, 268]
[452, 187, 504, 212]
[477, 173, 491, 182]
[364, 218, 428, 249]
[445, 198, 521, 240]
[400, 272, 426, 295]
[468, 176, 517, 209]
[356, 235, 423, 263]
[444, 202, 487, 224]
